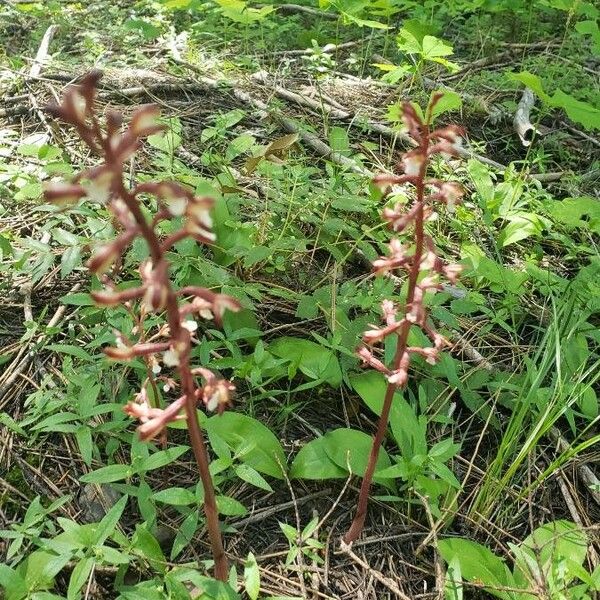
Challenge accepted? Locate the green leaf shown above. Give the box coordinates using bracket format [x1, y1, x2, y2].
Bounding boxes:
[421, 35, 454, 58]
[137, 446, 189, 472]
[553, 89, 600, 130]
[132, 526, 166, 574]
[153, 487, 197, 506]
[507, 71, 551, 103]
[244, 553, 260, 600]
[322, 428, 391, 480]
[216, 495, 247, 516]
[46, 344, 93, 362]
[80, 464, 131, 484]
[547, 196, 600, 233]
[92, 495, 127, 546]
[438, 538, 516, 600]
[59, 293, 95, 306]
[514, 520, 588, 586]
[235, 464, 273, 492]
[445, 555, 463, 600]
[350, 371, 427, 459]
[60, 245, 81, 279]
[0, 564, 27, 600]
[171, 510, 198, 560]
[75, 427, 93, 466]
[290, 436, 347, 480]
[427, 90, 462, 123]
[498, 212, 544, 247]
[328, 127, 351, 156]
[206, 412, 286, 478]
[67, 557, 94, 600]
[269, 337, 342, 387]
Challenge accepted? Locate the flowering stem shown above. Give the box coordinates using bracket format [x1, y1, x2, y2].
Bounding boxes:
[344, 132, 429, 544]
[117, 183, 228, 580]
[44, 73, 239, 580]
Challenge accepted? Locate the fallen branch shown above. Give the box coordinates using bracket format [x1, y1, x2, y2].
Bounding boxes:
[514, 88, 539, 147]
[265, 3, 338, 20]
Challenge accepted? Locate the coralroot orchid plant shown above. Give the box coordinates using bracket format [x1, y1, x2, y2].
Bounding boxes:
[344, 95, 465, 544]
[44, 70, 240, 580]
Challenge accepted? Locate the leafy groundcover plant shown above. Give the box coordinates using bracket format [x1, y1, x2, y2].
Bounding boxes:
[44, 70, 241, 581]
[343, 94, 465, 543]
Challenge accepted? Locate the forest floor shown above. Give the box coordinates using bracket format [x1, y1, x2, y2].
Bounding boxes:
[1, 1, 600, 599]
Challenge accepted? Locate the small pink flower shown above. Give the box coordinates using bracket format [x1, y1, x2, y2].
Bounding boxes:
[372, 173, 408, 192]
[372, 239, 411, 274]
[44, 182, 86, 206]
[356, 346, 390, 376]
[130, 105, 165, 137]
[443, 263, 463, 284]
[194, 368, 235, 414]
[402, 151, 425, 177]
[140, 261, 169, 312]
[125, 394, 186, 441]
[381, 300, 397, 325]
[82, 167, 114, 204]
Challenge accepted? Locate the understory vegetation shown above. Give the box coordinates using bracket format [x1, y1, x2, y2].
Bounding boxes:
[0, 0, 599, 598]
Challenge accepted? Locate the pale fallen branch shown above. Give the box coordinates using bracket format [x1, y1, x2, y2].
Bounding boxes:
[514, 88, 539, 147]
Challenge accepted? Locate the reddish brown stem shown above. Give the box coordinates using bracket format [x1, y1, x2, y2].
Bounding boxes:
[344, 130, 429, 544]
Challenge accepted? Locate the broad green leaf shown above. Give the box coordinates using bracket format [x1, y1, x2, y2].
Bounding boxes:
[0, 564, 27, 600]
[290, 436, 347, 480]
[498, 213, 544, 247]
[507, 72, 551, 103]
[206, 412, 286, 478]
[59, 292, 95, 306]
[547, 196, 600, 233]
[269, 337, 342, 387]
[322, 428, 392, 479]
[514, 520, 588, 587]
[235, 464, 273, 492]
[75, 426, 93, 466]
[422, 35, 454, 58]
[350, 371, 427, 459]
[438, 538, 517, 600]
[427, 90, 462, 123]
[46, 344, 93, 362]
[553, 89, 600, 130]
[132, 526, 166, 574]
[445, 555, 463, 600]
[328, 127, 351, 156]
